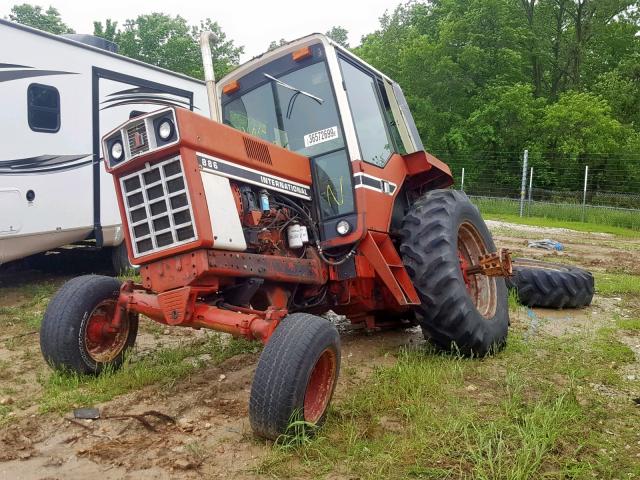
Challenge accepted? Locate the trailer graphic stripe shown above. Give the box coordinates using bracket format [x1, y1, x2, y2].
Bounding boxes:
[197, 153, 311, 200]
[0, 154, 92, 174]
[0, 68, 77, 82]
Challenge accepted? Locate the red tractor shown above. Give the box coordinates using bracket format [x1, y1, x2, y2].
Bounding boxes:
[40, 34, 511, 439]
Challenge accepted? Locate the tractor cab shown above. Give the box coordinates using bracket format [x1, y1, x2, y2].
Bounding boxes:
[218, 34, 434, 247]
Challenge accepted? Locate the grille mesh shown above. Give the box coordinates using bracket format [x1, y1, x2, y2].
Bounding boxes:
[121, 156, 197, 257]
[127, 122, 149, 156]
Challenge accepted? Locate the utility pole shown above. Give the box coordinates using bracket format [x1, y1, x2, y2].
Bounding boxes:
[460, 167, 465, 191]
[519, 150, 529, 217]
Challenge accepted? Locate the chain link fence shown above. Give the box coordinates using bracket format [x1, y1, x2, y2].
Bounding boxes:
[448, 152, 640, 231]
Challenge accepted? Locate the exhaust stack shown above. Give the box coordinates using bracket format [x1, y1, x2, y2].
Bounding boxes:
[199, 31, 220, 122]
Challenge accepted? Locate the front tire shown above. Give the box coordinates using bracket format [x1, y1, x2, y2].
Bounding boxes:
[40, 275, 138, 374]
[400, 190, 509, 356]
[249, 313, 340, 440]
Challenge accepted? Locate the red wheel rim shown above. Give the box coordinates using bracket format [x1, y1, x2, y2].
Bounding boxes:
[84, 300, 130, 363]
[457, 221, 498, 319]
[304, 348, 337, 423]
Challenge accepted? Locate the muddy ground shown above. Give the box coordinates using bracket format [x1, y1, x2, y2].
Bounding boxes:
[0, 222, 638, 479]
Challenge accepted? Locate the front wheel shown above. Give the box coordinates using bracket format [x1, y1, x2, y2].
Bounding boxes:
[249, 313, 340, 440]
[400, 189, 509, 356]
[40, 275, 138, 374]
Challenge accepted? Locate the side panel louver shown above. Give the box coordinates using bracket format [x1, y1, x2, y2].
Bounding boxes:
[242, 136, 272, 165]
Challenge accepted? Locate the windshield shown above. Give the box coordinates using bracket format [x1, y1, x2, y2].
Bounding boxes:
[222, 60, 344, 158]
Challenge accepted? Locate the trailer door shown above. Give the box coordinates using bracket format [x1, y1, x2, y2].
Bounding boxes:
[92, 68, 195, 247]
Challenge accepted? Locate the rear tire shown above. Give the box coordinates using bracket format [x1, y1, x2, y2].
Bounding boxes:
[510, 258, 594, 308]
[400, 189, 509, 356]
[249, 313, 340, 440]
[40, 275, 138, 374]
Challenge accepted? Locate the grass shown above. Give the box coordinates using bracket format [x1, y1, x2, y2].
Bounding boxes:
[0, 282, 58, 329]
[38, 333, 258, 413]
[482, 212, 640, 238]
[616, 318, 640, 331]
[258, 326, 640, 479]
[472, 197, 640, 236]
[595, 272, 640, 296]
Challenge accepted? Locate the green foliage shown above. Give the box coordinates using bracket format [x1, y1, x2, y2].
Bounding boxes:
[259, 328, 640, 479]
[267, 38, 288, 51]
[8, 4, 74, 34]
[357, 0, 640, 194]
[325, 25, 349, 48]
[595, 272, 640, 296]
[39, 334, 257, 413]
[93, 14, 243, 79]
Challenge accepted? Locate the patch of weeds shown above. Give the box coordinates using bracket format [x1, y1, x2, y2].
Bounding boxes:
[616, 318, 640, 331]
[595, 272, 640, 296]
[0, 359, 12, 380]
[0, 281, 57, 329]
[185, 441, 207, 466]
[38, 334, 256, 413]
[117, 269, 141, 283]
[275, 410, 319, 452]
[508, 288, 522, 311]
[258, 330, 640, 479]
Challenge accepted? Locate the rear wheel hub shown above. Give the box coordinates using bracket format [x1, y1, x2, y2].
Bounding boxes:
[457, 221, 498, 319]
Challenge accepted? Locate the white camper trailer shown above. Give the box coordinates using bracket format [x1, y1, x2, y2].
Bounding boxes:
[0, 19, 209, 270]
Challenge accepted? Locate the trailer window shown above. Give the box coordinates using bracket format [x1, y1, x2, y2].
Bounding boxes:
[28, 84, 60, 133]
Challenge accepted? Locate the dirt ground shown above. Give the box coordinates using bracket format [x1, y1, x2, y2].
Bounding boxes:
[0, 222, 638, 480]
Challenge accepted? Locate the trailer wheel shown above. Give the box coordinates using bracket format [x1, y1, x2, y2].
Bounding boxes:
[400, 189, 509, 356]
[510, 258, 594, 308]
[110, 242, 138, 275]
[249, 313, 340, 440]
[40, 275, 138, 374]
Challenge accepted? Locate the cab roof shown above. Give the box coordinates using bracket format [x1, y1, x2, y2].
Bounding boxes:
[217, 33, 394, 94]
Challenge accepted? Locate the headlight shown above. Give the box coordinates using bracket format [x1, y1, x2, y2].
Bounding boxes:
[336, 220, 351, 236]
[157, 119, 174, 141]
[111, 141, 124, 162]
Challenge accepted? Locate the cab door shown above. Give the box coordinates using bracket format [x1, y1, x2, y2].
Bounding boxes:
[335, 55, 409, 236]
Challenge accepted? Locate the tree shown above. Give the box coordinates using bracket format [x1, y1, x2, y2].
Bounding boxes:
[325, 25, 349, 48]
[8, 4, 74, 34]
[93, 14, 243, 79]
[93, 18, 118, 43]
[267, 38, 288, 51]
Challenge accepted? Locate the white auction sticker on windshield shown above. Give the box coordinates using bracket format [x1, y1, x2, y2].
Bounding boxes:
[304, 126, 339, 148]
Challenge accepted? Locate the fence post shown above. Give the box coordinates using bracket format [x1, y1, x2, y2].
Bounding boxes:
[519, 149, 529, 217]
[460, 167, 465, 191]
[582, 165, 589, 222]
[527, 166, 533, 216]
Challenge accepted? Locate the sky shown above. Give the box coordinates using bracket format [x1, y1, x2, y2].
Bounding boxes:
[0, 0, 401, 61]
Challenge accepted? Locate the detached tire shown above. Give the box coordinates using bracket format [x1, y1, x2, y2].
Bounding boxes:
[511, 259, 594, 308]
[400, 190, 509, 356]
[40, 275, 138, 374]
[249, 313, 340, 440]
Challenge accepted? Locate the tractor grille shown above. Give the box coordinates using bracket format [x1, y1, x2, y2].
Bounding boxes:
[120, 156, 197, 257]
[127, 122, 149, 156]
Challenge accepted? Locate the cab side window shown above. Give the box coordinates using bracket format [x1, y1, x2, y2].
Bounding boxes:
[339, 58, 393, 167]
[28, 84, 60, 133]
